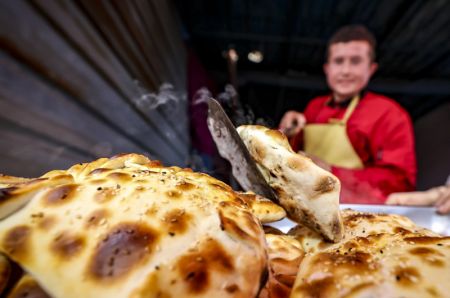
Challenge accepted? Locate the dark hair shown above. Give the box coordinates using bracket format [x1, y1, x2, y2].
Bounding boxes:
[326, 25, 377, 61]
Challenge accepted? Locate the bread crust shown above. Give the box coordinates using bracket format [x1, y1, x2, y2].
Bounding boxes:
[0, 154, 268, 298]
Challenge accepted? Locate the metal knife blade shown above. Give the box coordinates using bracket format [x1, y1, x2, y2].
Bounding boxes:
[207, 98, 278, 202]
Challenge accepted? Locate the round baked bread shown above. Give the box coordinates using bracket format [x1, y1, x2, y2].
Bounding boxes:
[289, 209, 450, 297]
[259, 234, 303, 298]
[0, 175, 31, 188]
[237, 125, 343, 242]
[0, 154, 268, 298]
[289, 209, 439, 254]
[291, 232, 450, 298]
[6, 274, 50, 298]
[236, 192, 286, 223]
[0, 253, 11, 296]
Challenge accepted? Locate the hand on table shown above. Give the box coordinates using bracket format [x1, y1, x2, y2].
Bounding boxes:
[435, 186, 450, 214]
[386, 185, 450, 215]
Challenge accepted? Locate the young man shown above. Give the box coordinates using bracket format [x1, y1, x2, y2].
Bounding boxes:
[279, 25, 416, 204]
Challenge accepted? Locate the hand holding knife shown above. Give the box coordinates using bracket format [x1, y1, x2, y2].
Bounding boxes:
[279, 111, 306, 137]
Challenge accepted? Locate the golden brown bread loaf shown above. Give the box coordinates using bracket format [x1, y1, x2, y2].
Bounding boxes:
[289, 209, 450, 298]
[237, 125, 343, 242]
[1, 153, 449, 298]
[0, 253, 11, 296]
[259, 234, 304, 298]
[291, 232, 450, 298]
[289, 209, 438, 254]
[236, 192, 286, 223]
[0, 154, 268, 298]
[6, 274, 50, 298]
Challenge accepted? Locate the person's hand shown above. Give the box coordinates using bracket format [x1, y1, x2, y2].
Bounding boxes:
[279, 111, 306, 137]
[434, 186, 450, 214]
[386, 191, 437, 206]
[386, 185, 450, 215]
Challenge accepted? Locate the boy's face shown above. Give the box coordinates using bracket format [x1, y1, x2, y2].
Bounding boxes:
[324, 41, 378, 102]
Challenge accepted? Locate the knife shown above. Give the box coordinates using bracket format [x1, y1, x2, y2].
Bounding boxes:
[207, 98, 278, 202]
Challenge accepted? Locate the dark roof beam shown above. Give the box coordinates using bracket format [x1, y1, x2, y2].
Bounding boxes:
[238, 71, 450, 96]
[192, 30, 325, 46]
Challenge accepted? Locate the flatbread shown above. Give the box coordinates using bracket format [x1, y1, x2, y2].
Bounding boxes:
[0, 253, 11, 296]
[291, 232, 450, 298]
[0, 175, 72, 220]
[6, 274, 50, 298]
[289, 209, 438, 254]
[0, 154, 268, 298]
[237, 125, 343, 242]
[289, 209, 450, 297]
[0, 175, 31, 188]
[259, 234, 303, 298]
[236, 192, 286, 223]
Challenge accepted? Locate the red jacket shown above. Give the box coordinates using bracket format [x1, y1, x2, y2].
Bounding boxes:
[290, 92, 417, 204]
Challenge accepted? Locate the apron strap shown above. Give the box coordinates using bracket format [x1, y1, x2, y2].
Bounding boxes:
[329, 95, 360, 125]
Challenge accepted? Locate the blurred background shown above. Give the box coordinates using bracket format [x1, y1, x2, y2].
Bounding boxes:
[0, 0, 449, 191]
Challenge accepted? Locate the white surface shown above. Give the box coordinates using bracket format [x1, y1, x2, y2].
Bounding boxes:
[269, 204, 450, 236]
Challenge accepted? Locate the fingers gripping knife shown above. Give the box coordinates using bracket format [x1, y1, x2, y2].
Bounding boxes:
[206, 98, 278, 203]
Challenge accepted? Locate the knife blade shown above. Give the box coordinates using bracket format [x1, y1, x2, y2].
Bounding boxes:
[207, 98, 278, 202]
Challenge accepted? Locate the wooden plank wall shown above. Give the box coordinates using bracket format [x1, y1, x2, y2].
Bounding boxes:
[0, 0, 189, 177]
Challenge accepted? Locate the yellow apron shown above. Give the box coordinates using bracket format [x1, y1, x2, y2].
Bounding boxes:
[304, 95, 364, 169]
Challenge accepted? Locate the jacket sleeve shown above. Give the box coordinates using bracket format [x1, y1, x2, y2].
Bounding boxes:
[332, 106, 417, 204]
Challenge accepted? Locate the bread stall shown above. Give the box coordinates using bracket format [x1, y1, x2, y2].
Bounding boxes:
[1, 1, 450, 297]
[0, 124, 449, 297]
